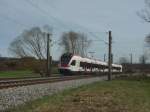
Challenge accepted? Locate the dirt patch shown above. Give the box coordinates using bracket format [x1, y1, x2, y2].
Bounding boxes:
[63, 91, 128, 112]
[38, 91, 129, 112]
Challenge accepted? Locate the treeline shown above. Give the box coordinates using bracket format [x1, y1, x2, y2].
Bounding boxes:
[122, 63, 150, 73]
[0, 57, 59, 74]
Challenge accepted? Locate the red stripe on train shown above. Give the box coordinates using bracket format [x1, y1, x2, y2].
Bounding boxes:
[61, 64, 69, 67]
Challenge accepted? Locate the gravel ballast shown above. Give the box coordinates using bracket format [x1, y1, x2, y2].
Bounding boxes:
[0, 76, 107, 111]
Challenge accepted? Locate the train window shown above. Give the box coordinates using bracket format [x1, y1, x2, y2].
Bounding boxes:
[61, 53, 72, 65]
[80, 62, 82, 67]
[61, 58, 70, 64]
[71, 60, 76, 66]
[80, 62, 84, 67]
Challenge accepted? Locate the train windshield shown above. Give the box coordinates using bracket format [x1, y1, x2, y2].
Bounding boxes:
[60, 53, 73, 65]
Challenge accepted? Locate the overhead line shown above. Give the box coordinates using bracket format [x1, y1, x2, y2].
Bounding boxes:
[1, 0, 110, 46]
[25, 0, 72, 31]
[26, 0, 108, 42]
[45, 0, 105, 34]
[0, 13, 28, 28]
[88, 32, 108, 44]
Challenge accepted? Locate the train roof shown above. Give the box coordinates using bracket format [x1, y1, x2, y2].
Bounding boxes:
[112, 63, 122, 67]
[72, 55, 108, 65]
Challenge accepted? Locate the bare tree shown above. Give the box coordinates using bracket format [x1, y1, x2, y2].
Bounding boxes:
[78, 33, 91, 57]
[139, 54, 148, 64]
[61, 31, 78, 54]
[143, 34, 150, 60]
[60, 31, 91, 57]
[138, 0, 150, 22]
[9, 38, 28, 58]
[119, 57, 129, 64]
[9, 26, 51, 60]
[145, 33, 150, 44]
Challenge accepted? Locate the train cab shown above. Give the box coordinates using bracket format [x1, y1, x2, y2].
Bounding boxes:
[58, 53, 73, 74]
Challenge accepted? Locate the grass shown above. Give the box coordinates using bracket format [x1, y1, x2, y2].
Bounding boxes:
[0, 67, 59, 78]
[8, 75, 150, 112]
[0, 70, 40, 78]
[52, 66, 59, 74]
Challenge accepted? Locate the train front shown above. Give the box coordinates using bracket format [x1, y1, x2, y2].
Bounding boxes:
[58, 53, 73, 75]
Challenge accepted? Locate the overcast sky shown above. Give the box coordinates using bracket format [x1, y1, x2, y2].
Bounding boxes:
[0, 0, 150, 63]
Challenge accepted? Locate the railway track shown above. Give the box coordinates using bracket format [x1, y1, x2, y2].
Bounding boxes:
[0, 75, 100, 89]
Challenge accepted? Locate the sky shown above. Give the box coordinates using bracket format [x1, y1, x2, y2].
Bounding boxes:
[0, 0, 150, 63]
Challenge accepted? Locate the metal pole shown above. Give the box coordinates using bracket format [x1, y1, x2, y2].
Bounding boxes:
[108, 31, 112, 81]
[104, 54, 106, 62]
[88, 51, 95, 73]
[130, 53, 132, 64]
[47, 33, 51, 77]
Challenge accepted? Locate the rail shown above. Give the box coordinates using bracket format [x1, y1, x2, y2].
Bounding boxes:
[0, 75, 100, 89]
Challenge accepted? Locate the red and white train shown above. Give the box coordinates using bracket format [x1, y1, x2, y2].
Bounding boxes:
[58, 53, 122, 75]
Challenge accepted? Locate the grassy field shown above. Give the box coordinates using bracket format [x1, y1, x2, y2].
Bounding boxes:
[0, 70, 40, 78]
[0, 67, 59, 78]
[9, 75, 150, 112]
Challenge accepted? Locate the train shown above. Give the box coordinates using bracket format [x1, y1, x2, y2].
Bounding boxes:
[58, 53, 122, 75]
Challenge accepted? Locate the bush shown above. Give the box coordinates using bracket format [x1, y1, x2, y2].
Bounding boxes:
[32, 60, 47, 77]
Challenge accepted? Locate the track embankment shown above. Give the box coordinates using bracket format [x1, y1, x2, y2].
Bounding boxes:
[0, 75, 107, 111]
